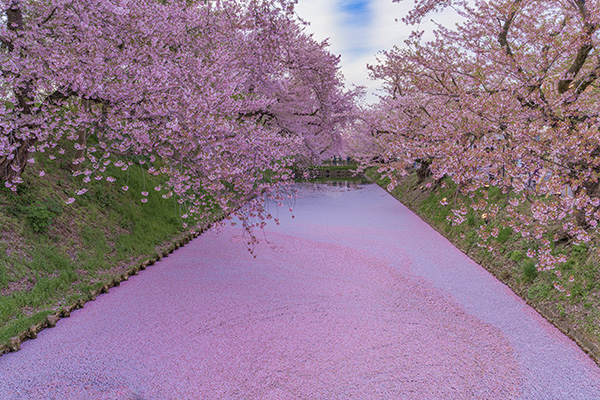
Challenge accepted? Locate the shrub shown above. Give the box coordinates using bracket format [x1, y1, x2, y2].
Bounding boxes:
[24, 200, 62, 233]
[522, 260, 538, 283]
[571, 244, 588, 263]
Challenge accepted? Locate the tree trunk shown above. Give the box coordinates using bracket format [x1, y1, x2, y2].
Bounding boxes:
[415, 159, 432, 183]
[0, 137, 35, 183]
[71, 100, 92, 171]
[71, 130, 88, 172]
[1, 1, 36, 184]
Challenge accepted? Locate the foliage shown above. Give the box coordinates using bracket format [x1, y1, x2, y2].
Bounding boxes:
[496, 227, 513, 244]
[521, 260, 538, 283]
[510, 250, 524, 263]
[24, 200, 62, 233]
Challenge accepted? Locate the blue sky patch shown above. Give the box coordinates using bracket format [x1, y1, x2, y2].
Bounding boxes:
[338, 0, 373, 26]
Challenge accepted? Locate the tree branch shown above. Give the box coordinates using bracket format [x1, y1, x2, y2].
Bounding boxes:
[38, 7, 58, 27]
[498, 0, 523, 58]
[557, 0, 598, 94]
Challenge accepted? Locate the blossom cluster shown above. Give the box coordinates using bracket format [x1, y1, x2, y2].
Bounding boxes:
[0, 0, 358, 224]
[355, 0, 600, 271]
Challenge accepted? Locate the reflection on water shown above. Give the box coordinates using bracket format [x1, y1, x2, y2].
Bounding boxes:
[260, 180, 374, 218]
[294, 179, 373, 195]
[313, 176, 372, 186]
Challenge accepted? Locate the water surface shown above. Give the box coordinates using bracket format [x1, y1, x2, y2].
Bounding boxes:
[1, 182, 599, 399]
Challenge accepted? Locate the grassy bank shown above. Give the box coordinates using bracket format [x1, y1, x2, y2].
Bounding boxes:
[0, 152, 220, 350]
[365, 167, 600, 361]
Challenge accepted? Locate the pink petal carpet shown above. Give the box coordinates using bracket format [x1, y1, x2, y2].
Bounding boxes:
[1, 183, 599, 399]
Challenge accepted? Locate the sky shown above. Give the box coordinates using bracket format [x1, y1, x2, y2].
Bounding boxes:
[294, 0, 465, 103]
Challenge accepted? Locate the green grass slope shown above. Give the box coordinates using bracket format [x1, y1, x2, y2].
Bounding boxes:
[0, 152, 218, 347]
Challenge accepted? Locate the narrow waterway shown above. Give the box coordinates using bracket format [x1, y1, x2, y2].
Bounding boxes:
[1, 182, 600, 399]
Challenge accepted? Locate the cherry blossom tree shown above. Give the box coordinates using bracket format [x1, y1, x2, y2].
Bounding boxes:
[0, 0, 357, 224]
[363, 0, 600, 271]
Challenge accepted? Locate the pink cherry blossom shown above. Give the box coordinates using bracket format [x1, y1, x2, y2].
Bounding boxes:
[356, 0, 600, 273]
[0, 0, 356, 257]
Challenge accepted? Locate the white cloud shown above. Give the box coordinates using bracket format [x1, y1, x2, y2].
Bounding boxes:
[295, 0, 466, 103]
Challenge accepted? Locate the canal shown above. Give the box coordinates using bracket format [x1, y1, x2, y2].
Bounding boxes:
[1, 181, 600, 399]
